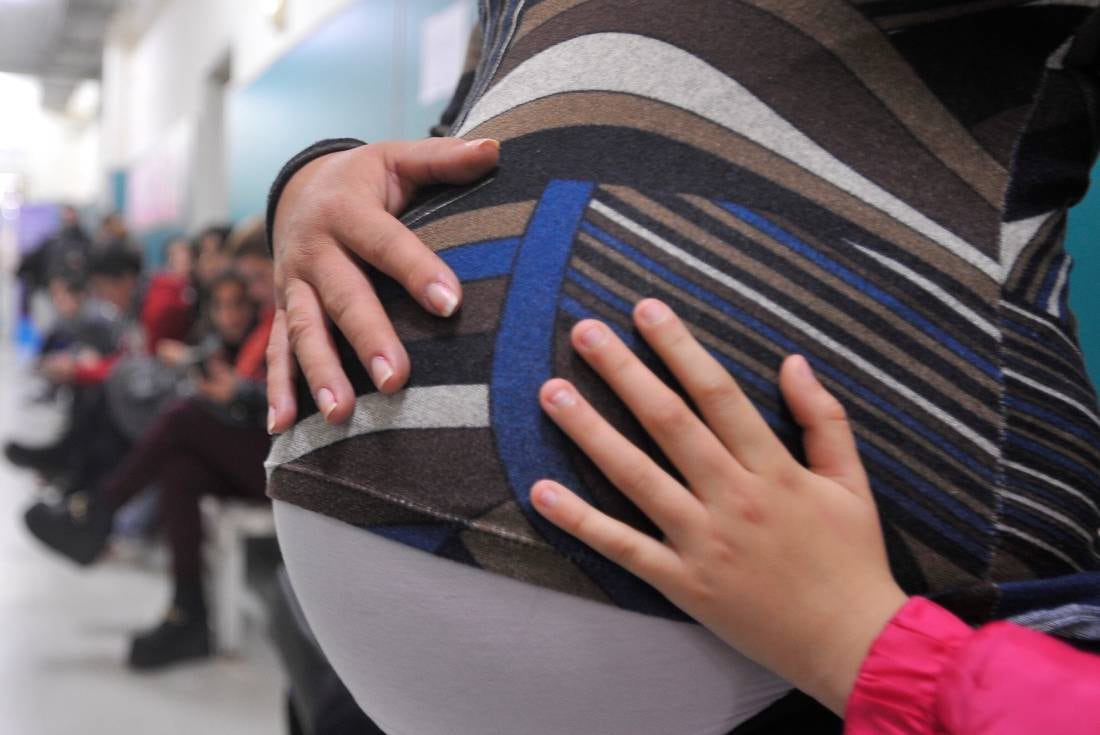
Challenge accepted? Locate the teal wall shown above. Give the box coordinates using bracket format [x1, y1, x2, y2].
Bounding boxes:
[227, 0, 475, 222]
[1066, 177, 1100, 390]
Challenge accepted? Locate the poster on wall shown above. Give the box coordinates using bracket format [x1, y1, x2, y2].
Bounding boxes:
[127, 119, 191, 231]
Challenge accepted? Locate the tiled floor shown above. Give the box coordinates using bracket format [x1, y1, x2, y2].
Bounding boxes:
[0, 346, 284, 735]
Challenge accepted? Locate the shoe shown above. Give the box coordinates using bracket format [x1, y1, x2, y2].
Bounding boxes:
[4, 440, 66, 476]
[128, 609, 213, 670]
[23, 494, 112, 566]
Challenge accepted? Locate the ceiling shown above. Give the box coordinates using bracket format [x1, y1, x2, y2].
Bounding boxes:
[0, 0, 125, 112]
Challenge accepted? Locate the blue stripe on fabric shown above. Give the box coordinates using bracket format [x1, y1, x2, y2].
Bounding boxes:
[1012, 475, 1100, 520]
[558, 295, 639, 348]
[1000, 502, 1090, 556]
[1005, 395, 1100, 444]
[996, 572, 1100, 616]
[439, 237, 520, 281]
[492, 180, 685, 620]
[1035, 252, 1066, 311]
[565, 268, 635, 315]
[560, 279, 784, 422]
[1008, 434, 1100, 488]
[562, 257, 989, 555]
[719, 202, 1000, 378]
[370, 524, 457, 554]
[579, 219, 998, 484]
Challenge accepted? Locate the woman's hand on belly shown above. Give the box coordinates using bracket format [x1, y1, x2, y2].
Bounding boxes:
[530, 299, 908, 717]
[266, 137, 500, 431]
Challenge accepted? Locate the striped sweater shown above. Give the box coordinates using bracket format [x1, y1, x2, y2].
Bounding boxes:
[268, 0, 1100, 639]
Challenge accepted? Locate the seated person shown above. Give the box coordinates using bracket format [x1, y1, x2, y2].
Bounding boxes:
[23, 225, 276, 670]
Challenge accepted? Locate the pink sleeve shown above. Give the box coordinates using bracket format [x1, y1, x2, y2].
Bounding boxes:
[844, 596, 1100, 735]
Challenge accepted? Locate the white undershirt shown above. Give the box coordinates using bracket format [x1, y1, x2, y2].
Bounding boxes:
[275, 501, 791, 735]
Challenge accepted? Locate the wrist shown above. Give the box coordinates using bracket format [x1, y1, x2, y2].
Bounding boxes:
[802, 581, 909, 715]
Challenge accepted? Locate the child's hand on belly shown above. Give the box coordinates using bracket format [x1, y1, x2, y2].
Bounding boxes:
[531, 298, 909, 717]
[267, 137, 500, 431]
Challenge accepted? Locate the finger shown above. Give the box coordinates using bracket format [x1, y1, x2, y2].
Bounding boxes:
[377, 137, 500, 196]
[333, 210, 464, 320]
[633, 299, 790, 473]
[539, 379, 707, 543]
[306, 247, 410, 394]
[570, 320, 744, 497]
[530, 479, 683, 586]
[265, 308, 299, 433]
[779, 354, 871, 499]
[284, 277, 355, 424]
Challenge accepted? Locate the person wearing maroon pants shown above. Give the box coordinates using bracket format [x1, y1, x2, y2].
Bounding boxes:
[25, 228, 276, 669]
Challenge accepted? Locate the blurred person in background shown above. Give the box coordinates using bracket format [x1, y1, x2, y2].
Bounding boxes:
[23, 222, 275, 670]
[15, 205, 92, 319]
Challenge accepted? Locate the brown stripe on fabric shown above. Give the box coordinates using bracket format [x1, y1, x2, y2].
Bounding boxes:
[463, 91, 998, 299]
[572, 231, 998, 512]
[513, 0, 592, 41]
[1002, 211, 1065, 294]
[569, 251, 782, 379]
[1003, 337, 1094, 395]
[746, 0, 1006, 206]
[896, 528, 984, 592]
[494, 0, 1002, 251]
[286, 427, 514, 520]
[869, 0, 1043, 32]
[986, 537, 1045, 584]
[1007, 409, 1100, 468]
[462, 501, 613, 604]
[604, 187, 1002, 424]
[269, 464, 441, 528]
[412, 199, 536, 252]
[387, 276, 509, 341]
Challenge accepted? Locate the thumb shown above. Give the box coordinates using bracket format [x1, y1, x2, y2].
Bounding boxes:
[779, 355, 871, 499]
[383, 137, 500, 191]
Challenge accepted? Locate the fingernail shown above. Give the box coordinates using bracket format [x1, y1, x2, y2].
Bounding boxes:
[426, 281, 459, 317]
[267, 406, 277, 435]
[317, 388, 337, 419]
[467, 138, 500, 151]
[370, 356, 394, 390]
[535, 484, 559, 509]
[578, 324, 606, 349]
[637, 300, 668, 326]
[548, 387, 575, 407]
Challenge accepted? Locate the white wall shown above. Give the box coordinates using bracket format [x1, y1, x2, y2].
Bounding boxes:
[99, 0, 357, 229]
[0, 72, 100, 206]
[106, 0, 363, 159]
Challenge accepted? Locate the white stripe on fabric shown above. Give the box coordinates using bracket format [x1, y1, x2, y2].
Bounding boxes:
[459, 33, 1002, 280]
[1000, 211, 1055, 275]
[1004, 460, 1100, 517]
[590, 199, 1001, 457]
[848, 240, 1001, 339]
[1046, 255, 1072, 318]
[265, 384, 490, 476]
[997, 523, 1083, 570]
[1001, 301, 1082, 356]
[1003, 367, 1100, 429]
[1001, 490, 1099, 545]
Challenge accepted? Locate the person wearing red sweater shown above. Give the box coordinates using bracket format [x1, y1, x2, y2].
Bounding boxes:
[524, 299, 1100, 734]
[24, 226, 277, 671]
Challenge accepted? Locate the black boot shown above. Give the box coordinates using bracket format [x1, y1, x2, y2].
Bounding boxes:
[128, 589, 213, 671]
[4, 440, 68, 477]
[23, 493, 112, 566]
